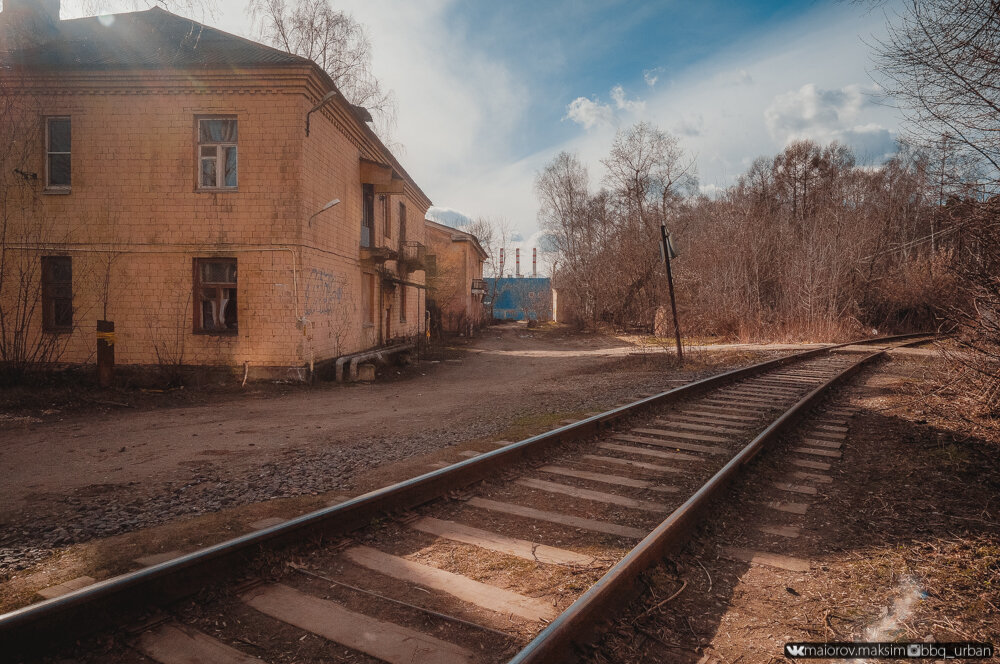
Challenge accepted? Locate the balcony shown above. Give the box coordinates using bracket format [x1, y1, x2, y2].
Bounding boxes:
[471, 278, 487, 294]
[399, 241, 427, 273]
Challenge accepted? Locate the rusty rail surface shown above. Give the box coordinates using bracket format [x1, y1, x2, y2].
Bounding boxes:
[507, 334, 932, 664]
[0, 333, 930, 656]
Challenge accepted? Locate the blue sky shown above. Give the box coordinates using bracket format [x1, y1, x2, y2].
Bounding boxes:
[62, 0, 904, 255]
[443, 0, 820, 154]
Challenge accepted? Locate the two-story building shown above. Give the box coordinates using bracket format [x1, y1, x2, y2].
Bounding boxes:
[0, 0, 430, 379]
[424, 218, 487, 336]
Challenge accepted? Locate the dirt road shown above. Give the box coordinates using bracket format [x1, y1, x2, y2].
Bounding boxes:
[0, 325, 805, 589]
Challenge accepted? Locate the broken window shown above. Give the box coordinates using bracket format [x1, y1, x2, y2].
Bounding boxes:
[41, 256, 72, 332]
[194, 258, 237, 333]
[46, 117, 71, 189]
[198, 118, 238, 189]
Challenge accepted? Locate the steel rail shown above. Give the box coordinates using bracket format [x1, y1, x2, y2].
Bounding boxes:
[507, 335, 931, 664]
[0, 333, 929, 656]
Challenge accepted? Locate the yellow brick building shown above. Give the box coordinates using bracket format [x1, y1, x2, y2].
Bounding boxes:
[0, 1, 430, 379]
[425, 220, 487, 335]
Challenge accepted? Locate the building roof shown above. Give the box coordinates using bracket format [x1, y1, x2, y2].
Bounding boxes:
[425, 218, 489, 261]
[0, 7, 310, 70]
[0, 4, 434, 211]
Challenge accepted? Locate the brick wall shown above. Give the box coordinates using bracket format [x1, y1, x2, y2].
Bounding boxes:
[2, 66, 429, 372]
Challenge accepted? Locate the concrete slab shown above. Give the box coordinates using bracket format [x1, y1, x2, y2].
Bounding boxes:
[773, 482, 819, 495]
[466, 497, 645, 539]
[807, 430, 847, 441]
[344, 546, 559, 622]
[135, 550, 186, 567]
[249, 517, 287, 530]
[722, 547, 811, 572]
[789, 458, 832, 471]
[136, 623, 266, 664]
[242, 583, 474, 664]
[767, 501, 810, 515]
[517, 478, 669, 513]
[539, 465, 652, 488]
[791, 447, 842, 458]
[671, 414, 750, 429]
[759, 524, 801, 538]
[649, 420, 743, 434]
[412, 517, 595, 566]
[458, 450, 482, 458]
[599, 442, 703, 462]
[790, 471, 833, 483]
[581, 453, 683, 474]
[630, 428, 729, 445]
[681, 409, 758, 422]
[617, 433, 727, 454]
[36, 575, 96, 600]
[801, 438, 842, 449]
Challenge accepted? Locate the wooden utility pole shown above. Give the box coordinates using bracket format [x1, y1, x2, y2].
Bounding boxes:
[659, 224, 683, 362]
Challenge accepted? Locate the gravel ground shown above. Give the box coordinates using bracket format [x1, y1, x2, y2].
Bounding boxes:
[0, 325, 778, 585]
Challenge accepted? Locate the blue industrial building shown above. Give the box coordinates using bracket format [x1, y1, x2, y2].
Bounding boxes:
[485, 277, 553, 321]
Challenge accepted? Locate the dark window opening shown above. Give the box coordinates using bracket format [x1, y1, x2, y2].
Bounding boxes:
[194, 258, 237, 333]
[46, 117, 71, 188]
[361, 183, 374, 247]
[42, 256, 72, 332]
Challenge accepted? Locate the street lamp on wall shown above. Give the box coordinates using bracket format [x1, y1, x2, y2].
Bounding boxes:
[305, 90, 339, 136]
[308, 198, 340, 226]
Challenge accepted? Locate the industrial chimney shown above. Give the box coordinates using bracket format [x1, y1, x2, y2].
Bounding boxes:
[532, 248, 537, 277]
[515, 248, 521, 278]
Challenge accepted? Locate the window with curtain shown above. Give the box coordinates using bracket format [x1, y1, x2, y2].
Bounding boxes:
[194, 258, 237, 333]
[198, 118, 238, 189]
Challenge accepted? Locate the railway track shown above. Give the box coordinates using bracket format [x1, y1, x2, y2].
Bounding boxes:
[2, 334, 930, 663]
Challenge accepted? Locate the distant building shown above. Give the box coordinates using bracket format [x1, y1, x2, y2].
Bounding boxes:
[0, 0, 431, 379]
[424, 219, 488, 335]
[486, 277, 552, 321]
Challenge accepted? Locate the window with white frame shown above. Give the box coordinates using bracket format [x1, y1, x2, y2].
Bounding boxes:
[46, 117, 71, 189]
[197, 118, 238, 189]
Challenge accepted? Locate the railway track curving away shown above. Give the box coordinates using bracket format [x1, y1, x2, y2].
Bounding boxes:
[1, 334, 930, 663]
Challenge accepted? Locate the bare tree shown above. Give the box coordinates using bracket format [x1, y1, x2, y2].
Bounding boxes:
[0, 82, 71, 383]
[873, 0, 999, 190]
[465, 215, 513, 321]
[68, 0, 216, 21]
[249, 0, 397, 144]
[873, 0, 1000, 412]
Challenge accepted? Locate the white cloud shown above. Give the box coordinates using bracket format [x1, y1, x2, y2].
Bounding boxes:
[425, 205, 473, 228]
[200, 0, 904, 244]
[610, 85, 645, 113]
[674, 113, 704, 137]
[764, 83, 866, 139]
[565, 96, 615, 130]
[564, 85, 644, 130]
[644, 67, 664, 88]
[764, 83, 896, 160]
